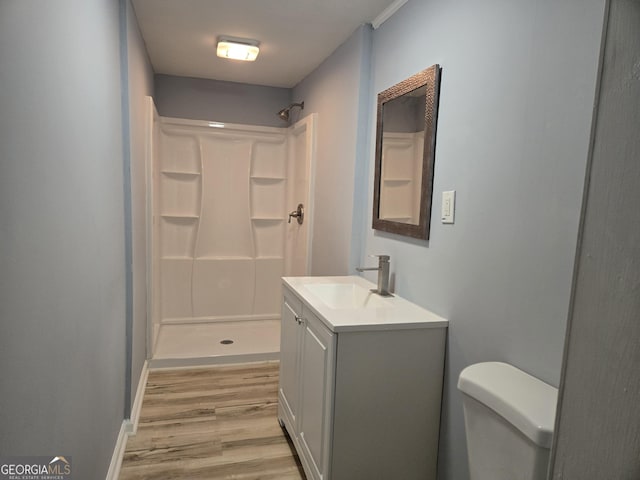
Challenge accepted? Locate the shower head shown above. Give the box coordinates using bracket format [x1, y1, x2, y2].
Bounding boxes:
[277, 101, 304, 122]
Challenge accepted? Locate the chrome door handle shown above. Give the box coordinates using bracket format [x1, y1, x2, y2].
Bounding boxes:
[288, 203, 304, 225]
[295, 315, 303, 325]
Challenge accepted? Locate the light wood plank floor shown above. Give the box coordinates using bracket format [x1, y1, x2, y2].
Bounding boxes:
[119, 362, 305, 480]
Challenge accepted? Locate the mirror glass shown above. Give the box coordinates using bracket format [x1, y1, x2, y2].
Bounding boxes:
[379, 84, 427, 226]
[372, 65, 440, 239]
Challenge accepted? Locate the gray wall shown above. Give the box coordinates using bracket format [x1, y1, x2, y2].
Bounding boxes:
[293, 25, 373, 275]
[154, 74, 291, 127]
[0, 1, 127, 478]
[358, 1, 606, 479]
[125, 0, 154, 413]
[550, 0, 640, 477]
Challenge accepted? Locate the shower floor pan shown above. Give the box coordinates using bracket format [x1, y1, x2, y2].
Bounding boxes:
[150, 320, 280, 368]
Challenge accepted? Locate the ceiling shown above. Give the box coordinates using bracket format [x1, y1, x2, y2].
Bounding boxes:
[131, 0, 399, 88]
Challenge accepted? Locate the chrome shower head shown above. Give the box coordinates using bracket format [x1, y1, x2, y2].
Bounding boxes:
[277, 101, 304, 122]
[278, 108, 290, 121]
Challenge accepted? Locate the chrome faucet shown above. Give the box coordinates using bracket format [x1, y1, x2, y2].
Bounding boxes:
[356, 255, 393, 297]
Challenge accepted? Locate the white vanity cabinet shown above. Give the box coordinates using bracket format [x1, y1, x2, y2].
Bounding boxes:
[278, 277, 448, 480]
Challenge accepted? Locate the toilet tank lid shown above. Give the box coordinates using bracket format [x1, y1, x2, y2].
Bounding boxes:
[457, 362, 558, 448]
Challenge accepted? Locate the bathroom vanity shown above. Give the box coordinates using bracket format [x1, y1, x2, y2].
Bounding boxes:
[278, 276, 448, 480]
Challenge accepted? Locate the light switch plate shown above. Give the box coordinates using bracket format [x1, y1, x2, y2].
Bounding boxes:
[442, 190, 455, 224]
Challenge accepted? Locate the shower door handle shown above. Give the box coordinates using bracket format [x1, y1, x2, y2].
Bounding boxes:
[288, 203, 304, 225]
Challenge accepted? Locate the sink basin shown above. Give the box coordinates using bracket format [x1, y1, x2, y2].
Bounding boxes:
[304, 282, 391, 309]
[283, 276, 448, 332]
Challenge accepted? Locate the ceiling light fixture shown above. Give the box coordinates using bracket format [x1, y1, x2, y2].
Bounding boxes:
[216, 36, 260, 62]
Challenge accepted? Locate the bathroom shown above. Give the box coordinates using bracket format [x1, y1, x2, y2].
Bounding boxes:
[1, 0, 638, 479]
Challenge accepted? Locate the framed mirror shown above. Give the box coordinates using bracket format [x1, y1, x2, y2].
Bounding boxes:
[372, 64, 441, 239]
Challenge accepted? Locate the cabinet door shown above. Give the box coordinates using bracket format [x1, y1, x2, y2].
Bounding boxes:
[298, 308, 335, 480]
[278, 290, 303, 428]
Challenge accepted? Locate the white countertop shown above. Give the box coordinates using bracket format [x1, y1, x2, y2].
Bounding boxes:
[282, 275, 448, 333]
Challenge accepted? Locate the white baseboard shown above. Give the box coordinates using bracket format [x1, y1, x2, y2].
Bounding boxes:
[105, 420, 129, 480]
[126, 360, 149, 435]
[106, 361, 149, 479]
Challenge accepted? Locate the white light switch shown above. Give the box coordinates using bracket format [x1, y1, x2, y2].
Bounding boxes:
[441, 190, 455, 224]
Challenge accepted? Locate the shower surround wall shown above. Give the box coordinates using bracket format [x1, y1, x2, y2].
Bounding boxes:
[150, 115, 315, 362]
[158, 119, 286, 324]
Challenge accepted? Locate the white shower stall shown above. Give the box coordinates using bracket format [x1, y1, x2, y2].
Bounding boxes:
[143, 98, 315, 366]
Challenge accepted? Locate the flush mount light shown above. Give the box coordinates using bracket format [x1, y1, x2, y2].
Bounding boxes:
[216, 36, 260, 62]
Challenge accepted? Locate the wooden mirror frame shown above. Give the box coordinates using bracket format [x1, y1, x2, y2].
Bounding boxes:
[372, 64, 441, 240]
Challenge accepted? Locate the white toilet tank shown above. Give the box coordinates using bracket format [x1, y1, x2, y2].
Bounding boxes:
[457, 362, 558, 480]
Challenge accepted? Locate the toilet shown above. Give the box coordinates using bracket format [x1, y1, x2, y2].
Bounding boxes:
[457, 362, 558, 480]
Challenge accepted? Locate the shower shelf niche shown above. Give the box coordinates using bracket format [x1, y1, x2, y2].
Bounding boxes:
[161, 214, 199, 219]
[161, 170, 201, 176]
[194, 255, 253, 260]
[250, 176, 285, 181]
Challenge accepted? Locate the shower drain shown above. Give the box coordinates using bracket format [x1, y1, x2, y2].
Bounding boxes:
[220, 339, 234, 345]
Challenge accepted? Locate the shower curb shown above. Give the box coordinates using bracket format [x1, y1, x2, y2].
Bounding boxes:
[149, 351, 280, 369]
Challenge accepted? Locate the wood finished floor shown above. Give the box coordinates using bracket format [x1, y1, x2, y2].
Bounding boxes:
[119, 362, 306, 480]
